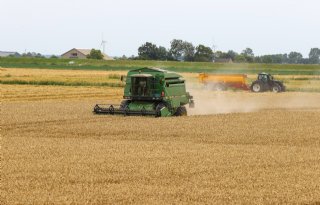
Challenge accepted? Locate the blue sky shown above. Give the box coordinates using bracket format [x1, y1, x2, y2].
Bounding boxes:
[1, 0, 319, 57]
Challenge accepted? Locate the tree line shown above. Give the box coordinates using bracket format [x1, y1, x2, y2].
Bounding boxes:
[118, 39, 320, 64]
[6, 49, 104, 59]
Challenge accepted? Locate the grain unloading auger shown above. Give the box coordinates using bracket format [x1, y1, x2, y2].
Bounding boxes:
[93, 67, 194, 117]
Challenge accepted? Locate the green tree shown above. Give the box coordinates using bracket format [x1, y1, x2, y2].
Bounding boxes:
[281, 54, 288, 64]
[242, 48, 254, 57]
[288, 52, 303, 64]
[214, 50, 238, 62]
[35, 53, 44, 58]
[270, 54, 283, 64]
[226, 50, 238, 61]
[254, 56, 262, 63]
[254, 54, 289, 64]
[214, 51, 224, 59]
[234, 55, 246, 63]
[194, 45, 213, 62]
[183, 41, 195, 61]
[22, 52, 33, 57]
[157, 46, 168, 61]
[138, 42, 159, 60]
[137, 42, 169, 60]
[169, 39, 195, 61]
[87, 49, 104, 60]
[241, 48, 254, 63]
[169, 39, 184, 60]
[309, 48, 320, 64]
[261, 55, 273, 64]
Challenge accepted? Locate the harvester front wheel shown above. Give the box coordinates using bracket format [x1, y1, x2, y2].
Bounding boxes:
[156, 103, 166, 117]
[175, 106, 187, 116]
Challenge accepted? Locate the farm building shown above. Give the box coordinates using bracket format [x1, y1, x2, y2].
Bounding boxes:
[0, 51, 19, 57]
[61, 48, 114, 60]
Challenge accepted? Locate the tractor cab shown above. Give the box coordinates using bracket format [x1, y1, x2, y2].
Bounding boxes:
[257, 73, 273, 83]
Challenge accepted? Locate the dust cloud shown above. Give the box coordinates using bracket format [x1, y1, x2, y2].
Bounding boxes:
[186, 83, 320, 116]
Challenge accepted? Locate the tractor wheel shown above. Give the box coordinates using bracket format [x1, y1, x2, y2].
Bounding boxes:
[155, 103, 166, 117]
[251, 82, 262, 92]
[272, 84, 281, 93]
[175, 106, 187, 116]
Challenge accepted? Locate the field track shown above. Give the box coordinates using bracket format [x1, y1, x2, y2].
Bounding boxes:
[2, 84, 320, 204]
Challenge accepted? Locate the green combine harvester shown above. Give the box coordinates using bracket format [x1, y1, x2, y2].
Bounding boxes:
[93, 67, 195, 117]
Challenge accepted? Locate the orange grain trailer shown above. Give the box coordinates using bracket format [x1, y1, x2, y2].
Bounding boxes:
[198, 73, 249, 91]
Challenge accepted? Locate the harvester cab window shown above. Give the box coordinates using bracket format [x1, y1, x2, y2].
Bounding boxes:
[132, 77, 149, 96]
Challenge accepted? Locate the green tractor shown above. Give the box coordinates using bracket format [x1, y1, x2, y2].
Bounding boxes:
[250, 72, 286, 93]
[93, 67, 194, 117]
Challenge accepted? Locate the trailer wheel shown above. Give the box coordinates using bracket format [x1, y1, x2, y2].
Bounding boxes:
[215, 83, 227, 91]
[251, 82, 262, 92]
[108, 105, 115, 115]
[272, 84, 281, 93]
[175, 106, 187, 116]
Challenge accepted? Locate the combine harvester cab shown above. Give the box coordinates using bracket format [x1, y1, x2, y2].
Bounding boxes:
[94, 67, 194, 117]
[198, 73, 249, 91]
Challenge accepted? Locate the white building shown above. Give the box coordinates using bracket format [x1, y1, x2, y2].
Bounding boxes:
[0, 51, 19, 57]
[61, 48, 113, 60]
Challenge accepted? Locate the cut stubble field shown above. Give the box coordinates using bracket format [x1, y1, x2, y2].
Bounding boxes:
[1, 69, 320, 204]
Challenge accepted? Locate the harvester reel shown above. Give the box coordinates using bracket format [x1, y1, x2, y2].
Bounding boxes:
[109, 105, 115, 115]
[94, 105, 100, 112]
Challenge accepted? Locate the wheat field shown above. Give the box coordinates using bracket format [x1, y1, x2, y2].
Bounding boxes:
[1, 68, 320, 92]
[1, 68, 320, 204]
